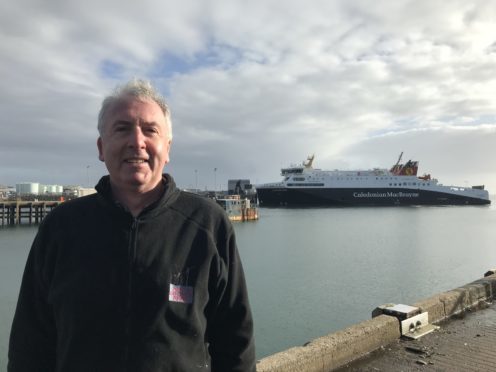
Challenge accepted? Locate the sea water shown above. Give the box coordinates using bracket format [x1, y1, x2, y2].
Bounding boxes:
[1, 202, 496, 367]
[235, 202, 496, 357]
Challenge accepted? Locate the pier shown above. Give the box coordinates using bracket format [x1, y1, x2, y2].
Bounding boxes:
[0, 201, 61, 226]
[256, 270, 496, 371]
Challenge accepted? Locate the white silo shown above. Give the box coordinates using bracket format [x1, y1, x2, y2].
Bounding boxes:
[16, 182, 40, 195]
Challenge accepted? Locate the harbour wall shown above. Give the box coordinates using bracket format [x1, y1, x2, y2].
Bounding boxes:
[256, 270, 496, 371]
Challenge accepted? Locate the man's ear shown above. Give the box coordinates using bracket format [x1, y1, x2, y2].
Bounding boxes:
[97, 137, 104, 162]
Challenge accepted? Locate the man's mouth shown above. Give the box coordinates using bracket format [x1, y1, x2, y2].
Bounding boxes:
[125, 158, 148, 164]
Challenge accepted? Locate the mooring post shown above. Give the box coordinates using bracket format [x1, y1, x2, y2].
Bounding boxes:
[9, 204, 15, 225]
[16, 201, 20, 225]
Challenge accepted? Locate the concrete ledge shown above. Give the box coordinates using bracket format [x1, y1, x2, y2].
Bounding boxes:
[257, 315, 400, 372]
[412, 295, 445, 322]
[472, 274, 496, 298]
[413, 273, 496, 324]
[256, 273, 496, 372]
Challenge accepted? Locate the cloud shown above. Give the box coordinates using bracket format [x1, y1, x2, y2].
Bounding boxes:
[0, 0, 495, 194]
[336, 125, 496, 190]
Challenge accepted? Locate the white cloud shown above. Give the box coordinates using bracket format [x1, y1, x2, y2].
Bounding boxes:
[0, 0, 495, 194]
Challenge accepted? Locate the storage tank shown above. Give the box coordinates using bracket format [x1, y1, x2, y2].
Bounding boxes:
[16, 182, 40, 195]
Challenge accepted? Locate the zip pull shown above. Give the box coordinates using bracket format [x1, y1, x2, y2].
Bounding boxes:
[129, 217, 140, 262]
[131, 217, 139, 230]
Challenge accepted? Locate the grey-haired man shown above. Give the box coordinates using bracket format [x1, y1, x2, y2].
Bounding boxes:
[9, 79, 256, 371]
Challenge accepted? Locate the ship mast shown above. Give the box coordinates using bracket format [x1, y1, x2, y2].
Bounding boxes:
[391, 152, 403, 174]
[303, 154, 315, 168]
[394, 152, 403, 169]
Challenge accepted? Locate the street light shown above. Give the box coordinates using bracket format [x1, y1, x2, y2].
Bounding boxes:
[214, 167, 217, 193]
[86, 165, 90, 187]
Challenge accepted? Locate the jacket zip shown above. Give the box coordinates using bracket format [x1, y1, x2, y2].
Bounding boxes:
[123, 218, 139, 370]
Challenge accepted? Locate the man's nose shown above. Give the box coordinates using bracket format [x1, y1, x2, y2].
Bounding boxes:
[128, 127, 146, 148]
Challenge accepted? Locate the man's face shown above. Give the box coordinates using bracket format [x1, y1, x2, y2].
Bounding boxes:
[97, 96, 171, 193]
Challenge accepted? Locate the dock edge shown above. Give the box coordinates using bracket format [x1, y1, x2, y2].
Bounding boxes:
[256, 271, 496, 372]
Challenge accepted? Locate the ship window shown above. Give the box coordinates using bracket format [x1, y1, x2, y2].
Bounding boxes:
[389, 183, 392, 186]
[287, 183, 324, 187]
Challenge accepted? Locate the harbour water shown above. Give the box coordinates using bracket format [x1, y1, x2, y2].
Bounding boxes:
[1, 201, 496, 367]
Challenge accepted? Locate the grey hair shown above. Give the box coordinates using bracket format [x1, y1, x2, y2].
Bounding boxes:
[97, 79, 172, 138]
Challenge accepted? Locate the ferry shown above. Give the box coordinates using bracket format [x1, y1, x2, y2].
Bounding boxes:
[256, 153, 491, 207]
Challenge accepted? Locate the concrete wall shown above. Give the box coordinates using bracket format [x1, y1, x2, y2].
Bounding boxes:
[256, 272, 496, 372]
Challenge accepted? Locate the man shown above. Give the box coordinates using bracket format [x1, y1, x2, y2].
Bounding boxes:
[8, 79, 256, 371]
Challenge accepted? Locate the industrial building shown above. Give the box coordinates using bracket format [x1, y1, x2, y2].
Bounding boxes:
[227, 179, 255, 195]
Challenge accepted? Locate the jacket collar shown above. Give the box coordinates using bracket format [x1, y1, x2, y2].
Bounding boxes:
[95, 174, 180, 219]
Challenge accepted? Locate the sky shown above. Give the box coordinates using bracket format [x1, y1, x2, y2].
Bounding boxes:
[1, 0, 495, 193]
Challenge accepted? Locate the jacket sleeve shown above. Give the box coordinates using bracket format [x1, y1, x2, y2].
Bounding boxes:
[8, 226, 57, 372]
[207, 224, 256, 372]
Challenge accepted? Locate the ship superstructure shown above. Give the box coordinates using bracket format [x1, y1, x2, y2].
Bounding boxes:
[256, 153, 490, 206]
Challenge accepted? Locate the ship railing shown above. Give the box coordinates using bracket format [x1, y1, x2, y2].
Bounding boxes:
[443, 186, 489, 197]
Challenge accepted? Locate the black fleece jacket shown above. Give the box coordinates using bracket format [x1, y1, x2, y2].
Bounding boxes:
[8, 174, 255, 372]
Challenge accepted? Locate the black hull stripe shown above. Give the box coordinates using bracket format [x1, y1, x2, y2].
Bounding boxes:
[256, 187, 490, 206]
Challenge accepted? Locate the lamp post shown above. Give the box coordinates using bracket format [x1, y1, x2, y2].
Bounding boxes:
[195, 169, 198, 192]
[214, 167, 217, 194]
[86, 165, 90, 187]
